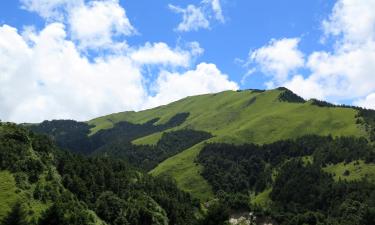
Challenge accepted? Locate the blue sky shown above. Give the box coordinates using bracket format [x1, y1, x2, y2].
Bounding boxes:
[0, 0, 375, 122]
[0, 0, 334, 85]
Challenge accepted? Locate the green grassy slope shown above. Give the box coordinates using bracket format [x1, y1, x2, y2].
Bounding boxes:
[150, 142, 214, 201]
[0, 171, 19, 218]
[323, 160, 375, 182]
[89, 88, 365, 199]
[0, 170, 50, 221]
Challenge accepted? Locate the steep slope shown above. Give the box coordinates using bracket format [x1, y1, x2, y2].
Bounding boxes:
[89, 88, 362, 143]
[88, 88, 364, 199]
[0, 123, 200, 225]
[0, 123, 107, 224]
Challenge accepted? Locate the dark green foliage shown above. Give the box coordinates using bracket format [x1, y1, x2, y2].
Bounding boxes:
[357, 108, 375, 142]
[29, 120, 93, 154]
[1, 123, 200, 225]
[29, 113, 191, 157]
[272, 160, 375, 225]
[96, 129, 212, 170]
[198, 135, 375, 224]
[270, 159, 332, 212]
[198, 135, 374, 195]
[237, 89, 265, 93]
[278, 88, 306, 103]
[91, 113, 189, 150]
[0, 124, 45, 183]
[1, 202, 28, 225]
[55, 150, 199, 225]
[198, 143, 270, 193]
[95, 191, 128, 224]
[310, 99, 337, 107]
[312, 136, 373, 164]
[197, 202, 229, 225]
[95, 191, 169, 225]
[284, 211, 326, 225]
[38, 192, 96, 225]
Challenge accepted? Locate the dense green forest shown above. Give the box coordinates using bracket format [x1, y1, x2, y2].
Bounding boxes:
[197, 135, 375, 224]
[0, 123, 203, 225]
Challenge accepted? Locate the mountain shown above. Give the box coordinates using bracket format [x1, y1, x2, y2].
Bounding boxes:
[87, 88, 366, 199]
[22, 87, 375, 225]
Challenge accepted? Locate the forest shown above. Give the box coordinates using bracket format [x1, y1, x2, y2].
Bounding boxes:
[197, 135, 375, 225]
[0, 123, 203, 225]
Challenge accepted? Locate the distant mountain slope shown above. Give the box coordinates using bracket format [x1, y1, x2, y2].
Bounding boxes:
[89, 89, 363, 143]
[88, 88, 365, 199]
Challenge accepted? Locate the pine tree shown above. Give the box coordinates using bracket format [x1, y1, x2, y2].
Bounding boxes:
[1, 202, 28, 225]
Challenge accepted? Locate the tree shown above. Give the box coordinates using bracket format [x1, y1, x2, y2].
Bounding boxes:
[1, 202, 28, 225]
[38, 204, 64, 225]
[199, 202, 229, 225]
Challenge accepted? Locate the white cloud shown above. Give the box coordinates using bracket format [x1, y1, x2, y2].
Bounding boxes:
[0, 23, 146, 122]
[286, 0, 375, 102]
[283, 75, 325, 100]
[130, 42, 202, 67]
[20, 0, 82, 21]
[355, 93, 375, 109]
[204, 0, 224, 22]
[0, 0, 239, 122]
[246, 0, 375, 108]
[169, 0, 225, 32]
[146, 63, 238, 108]
[21, 0, 136, 49]
[248, 38, 304, 86]
[69, 0, 136, 49]
[0, 23, 237, 122]
[169, 4, 210, 32]
[322, 0, 375, 44]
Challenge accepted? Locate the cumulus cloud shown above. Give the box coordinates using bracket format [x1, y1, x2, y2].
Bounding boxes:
[69, 0, 136, 49]
[246, 0, 375, 107]
[146, 63, 238, 108]
[0, 23, 236, 122]
[355, 93, 375, 109]
[0, 23, 146, 122]
[248, 38, 304, 87]
[286, 0, 375, 102]
[322, 0, 375, 44]
[169, 0, 225, 32]
[21, 0, 136, 49]
[130, 42, 203, 67]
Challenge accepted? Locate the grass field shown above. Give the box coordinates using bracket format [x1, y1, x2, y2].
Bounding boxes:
[323, 160, 375, 182]
[89, 88, 365, 200]
[150, 142, 214, 201]
[251, 188, 272, 208]
[0, 171, 19, 219]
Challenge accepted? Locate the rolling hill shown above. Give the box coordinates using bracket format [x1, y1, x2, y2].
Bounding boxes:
[87, 88, 366, 200]
[8, 87, 375, 225]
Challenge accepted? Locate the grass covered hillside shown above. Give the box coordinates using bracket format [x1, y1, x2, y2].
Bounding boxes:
[24, 88, 375, 225]
[88, 88, 365, 199]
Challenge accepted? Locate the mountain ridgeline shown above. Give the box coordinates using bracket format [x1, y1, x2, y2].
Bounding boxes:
[2, 87, 375, 225]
